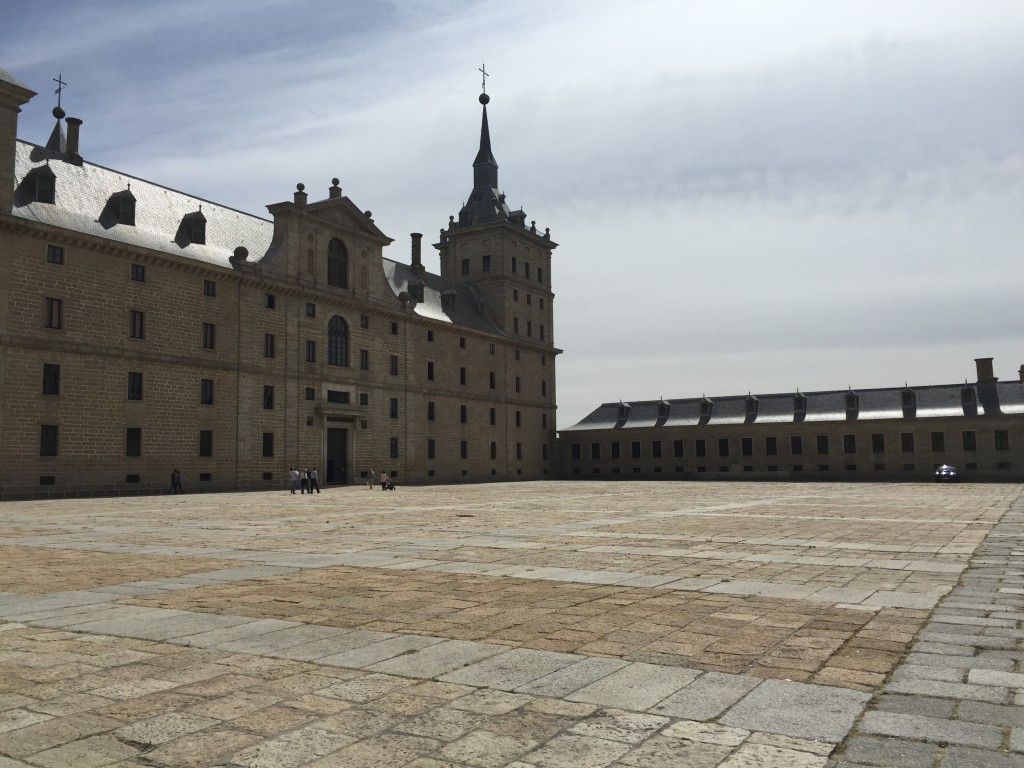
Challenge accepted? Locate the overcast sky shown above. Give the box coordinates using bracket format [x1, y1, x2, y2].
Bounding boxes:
[5, 0, 1023, 428]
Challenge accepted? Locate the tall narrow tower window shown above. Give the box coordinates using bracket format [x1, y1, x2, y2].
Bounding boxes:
[327, 238, 348, 288]
[327, 316, 349, 366]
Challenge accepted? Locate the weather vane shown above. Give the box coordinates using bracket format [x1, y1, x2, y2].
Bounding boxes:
[53, 71, 67, 108]
[479, 62, 489, 95]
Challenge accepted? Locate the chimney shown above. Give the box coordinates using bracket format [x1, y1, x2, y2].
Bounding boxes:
[975, 357, 997, 384]
[411, 232, 425, 277]
[65, 117, 82, 164]
[1018, 364, 1023, 383]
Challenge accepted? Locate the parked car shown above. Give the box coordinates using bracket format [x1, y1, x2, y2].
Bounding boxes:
[934, 464, 960, 482]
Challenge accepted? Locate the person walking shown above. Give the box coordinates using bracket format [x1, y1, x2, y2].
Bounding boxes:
[170, 469, 182, 494]
[380, 469, 389, 491]
[367, 468, 374, 490]
[289, 467, 298, 494]
[300, 469, 309, 494]
[309, 467, 320, 494]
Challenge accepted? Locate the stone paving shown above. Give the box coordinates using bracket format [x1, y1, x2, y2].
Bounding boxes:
[0, 481, 1021, 767]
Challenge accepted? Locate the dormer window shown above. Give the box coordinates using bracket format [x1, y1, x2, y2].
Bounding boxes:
[179, 211, 206, 245]
[105, 189, 136, 226]
[901, 388, 916, 409]
[617, 401, 631, 420]
[408, 280, 424, 303]
[700, 397, 714, 418]
[31, 165, 56, 204]
[794, 392, 807, 420]
[745, 395, 759, 421]
[658, 400, 670, 420]
[960, 386, 975, 406]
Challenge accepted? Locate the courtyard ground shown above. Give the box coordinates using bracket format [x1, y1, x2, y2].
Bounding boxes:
[1, 481, 1022, 767]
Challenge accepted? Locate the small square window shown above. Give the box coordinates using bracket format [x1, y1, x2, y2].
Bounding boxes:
[46, 244, 64, 264]
[359, 392, 368, 406]
[305, 387, 315, 400]
[130, 263, 145, 282]
[360, 315, 369, 329]
[306, 302, 316, 317]
[265, 293, 276, 309]
[203, 279, 216, 296]
[482, 254, 491, 272]
[461, 258, 470, 275]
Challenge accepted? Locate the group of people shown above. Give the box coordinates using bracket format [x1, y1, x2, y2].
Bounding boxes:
[289, 467, 320, 494]
[368, 468, 395, 491]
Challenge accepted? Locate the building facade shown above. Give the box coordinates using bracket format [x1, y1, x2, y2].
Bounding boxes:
[0, 69, 559, 498]
[559, 358, 1024, 482]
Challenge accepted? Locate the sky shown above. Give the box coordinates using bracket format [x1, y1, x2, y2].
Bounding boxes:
[4, 0, 1023, 429]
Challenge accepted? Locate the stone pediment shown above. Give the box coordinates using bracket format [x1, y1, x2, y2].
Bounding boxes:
[306, 197, 392, 244]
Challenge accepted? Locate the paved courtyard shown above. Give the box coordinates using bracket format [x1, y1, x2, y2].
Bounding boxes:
[1, 481, 1022, 767]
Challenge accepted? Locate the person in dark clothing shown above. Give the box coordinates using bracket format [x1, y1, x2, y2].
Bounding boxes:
[170, 469, 182, 494]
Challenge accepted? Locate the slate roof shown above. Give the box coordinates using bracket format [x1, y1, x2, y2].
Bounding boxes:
[11, 139, 504, 333]
[562, 381, 1024, 432]
[0, 66, 31, 90]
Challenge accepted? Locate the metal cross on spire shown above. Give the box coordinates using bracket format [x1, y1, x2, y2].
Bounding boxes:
[479, 62, 489, 94]
[53, 71, 67, 108]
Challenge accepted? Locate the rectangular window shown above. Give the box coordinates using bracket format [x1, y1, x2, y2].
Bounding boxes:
[391, 321, 398, 335]
[360, 315, 369, 329]
[995, 430, 1010, 451]
[525, 262, 531, 278]
[871, 433, 885, 453]
[489, 407, 496, 426]
[202, 322, 215, 349]
[125, 427, 142, 457]
[765, 436, 777, 456]
[539, 325, 545, 341]
[305, 340, 316, 362]
[129, 309, 145, 339]
[47, 244, 64, 264]
[262, 432, 274, 458]
[42, 364, 60, 395]
[306, 302, 316, 318]
[631, 441, 641, 459]
[490, 441, 497, 460]
[130, 263, 145, 282]
[460, 404, 468, 423]
[962, 430, 977, 452]
[482, 254, 491, 272]
[263, 385, 274, 409]
[931, 431, 945, 452]
[542, 413, 548, 429]
[515, 376, 521, 393]
[591, 442, 601, 460]
[427, 361, 434, 381]
[40, 425, 58, 457]
[816, 436, 829, 455]
[513, 317, 519, 334]
[538, 267, 544, 283]
[390, 437, 399, 459]
[719, 438, 730, 457]
[44, 297, 62, 329]
[515, 410, 522, 428]
[489, 371, 495, 389]
[696, 439, 706, 457]
[327, 390, 350, 404]
[306, 387, 316, 401]
[428, 439, 436, 459]
[390, 355, 399, 376]
[511, 257, 517, 273]
[790, 436, 803, 455]
[199, 430, 213, 457]
[901, 433, 915, 453]
[516, 442, 523, 460]
[513, 289, 519, 302]
[390, 398, 399, 419]
[460, 367, 467, 385]
[427, 330, 434, 342]
[200, 378, 214, 405]
[673, 439, 684, 458]
[652, 440, 663, 459]
[611, 441, 621, 459]
[127, 371, 143, 401]
[527, 320, 532, 337]
[264, 333, 275, 358]
[360, 349, 369, 370]
[203, 279, 216, 297]
[843, 434, 856, 454]
[741, 437, 753, 456]
[572, 443, 582, 461]
[541, 381, 547, 397]
[265, 293, 276, 309]
[461, 258, 470, 275]
[460, 440, 468, 460]
[460, 337, 466, 348]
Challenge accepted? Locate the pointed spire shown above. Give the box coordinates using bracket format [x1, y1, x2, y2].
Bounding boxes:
[473, 94, 498, 190]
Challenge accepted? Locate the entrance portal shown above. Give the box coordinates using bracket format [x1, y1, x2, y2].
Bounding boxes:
[326, 428, 347, 485]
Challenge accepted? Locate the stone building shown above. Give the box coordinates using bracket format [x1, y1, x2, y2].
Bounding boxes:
[560, 358, 1023, 482]
[0, 68, 559, 498]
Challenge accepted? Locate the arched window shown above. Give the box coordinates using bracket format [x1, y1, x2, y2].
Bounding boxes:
[328, 238, 348, 288]
[327, 316, 349, 366]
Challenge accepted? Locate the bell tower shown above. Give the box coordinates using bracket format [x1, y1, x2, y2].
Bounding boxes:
[435, 87, 557, 350]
